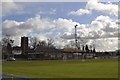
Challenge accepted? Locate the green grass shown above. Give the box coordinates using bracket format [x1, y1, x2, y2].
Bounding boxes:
[0, 61, 2, 72]
[2, 58, 118, 78]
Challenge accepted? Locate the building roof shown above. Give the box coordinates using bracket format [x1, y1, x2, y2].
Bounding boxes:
[62, 48, 81, 53]
[13, 46, 21, 50]
[35, 45, 61, 53]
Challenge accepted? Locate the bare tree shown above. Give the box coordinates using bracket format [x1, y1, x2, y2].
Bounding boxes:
[38, 41, 47, 47]
[2, 35, 14, 48]
[47, 38, 55, 47]
[70, 40, 75, 48]
[2, 35, 14, 59]
[29, 37, 38, 49]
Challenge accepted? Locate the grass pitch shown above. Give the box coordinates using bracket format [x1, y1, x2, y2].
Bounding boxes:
[2, 58, 118, 78]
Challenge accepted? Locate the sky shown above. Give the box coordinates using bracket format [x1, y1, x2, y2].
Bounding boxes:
[1, 0, 119, 51]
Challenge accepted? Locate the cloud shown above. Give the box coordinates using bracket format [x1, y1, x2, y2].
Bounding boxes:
[86, 0, 118, 16]
[2, 0, 23, 16]
[37, 8, 56, 15]
[62, 15, 118, 39]
[60, 15, 118, 51]
[2, 15, 118, 51]
[53, 18, 80, 32]
[49, 8, 56, 14]
[2, 15, 79, 46]
[69, 0, 118, 16]
[61, 32, 75, 39]
[95, 38, 118, 51]
[69, 9, 91, 16]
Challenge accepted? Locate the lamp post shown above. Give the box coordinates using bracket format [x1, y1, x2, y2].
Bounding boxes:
[75, 24, 79, 59]
[75, 24, 78, 48]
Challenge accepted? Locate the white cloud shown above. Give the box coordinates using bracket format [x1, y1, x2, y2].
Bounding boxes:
[53, 18, 80, 32]
[2, 0, 23, 16]
[2, 15, 118, 51]
[69, 0, 118, 16]
[60, 15, 118, 51]
[63, 15, 118, 39]
[37, 8, 56, 15]
[69, 9, 91, 16]
[49, 8, 56, 14]
[61, 32, 74, 39]
[2, 20, 31, 36]
[2, 15, 79, 46]
[86, 0, 118, 16]
[95, 38, 118, 51]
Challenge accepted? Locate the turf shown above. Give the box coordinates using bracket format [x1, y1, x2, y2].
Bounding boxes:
[2, 58, 118, 78]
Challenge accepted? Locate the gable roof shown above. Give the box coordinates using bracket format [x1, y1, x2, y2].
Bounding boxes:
[62, 48, 80, 53]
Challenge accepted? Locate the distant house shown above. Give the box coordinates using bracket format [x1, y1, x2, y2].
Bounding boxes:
[62, 48, 82, 59]
[35, 45, 62, 60]
[12, 46, 22, 55]
[62, 48, 97, 59]
[26, 48, 36, 60]
[62, 48, 81, 53]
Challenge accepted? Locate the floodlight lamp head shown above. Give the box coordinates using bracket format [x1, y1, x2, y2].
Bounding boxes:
[75, 24, 78, 27]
